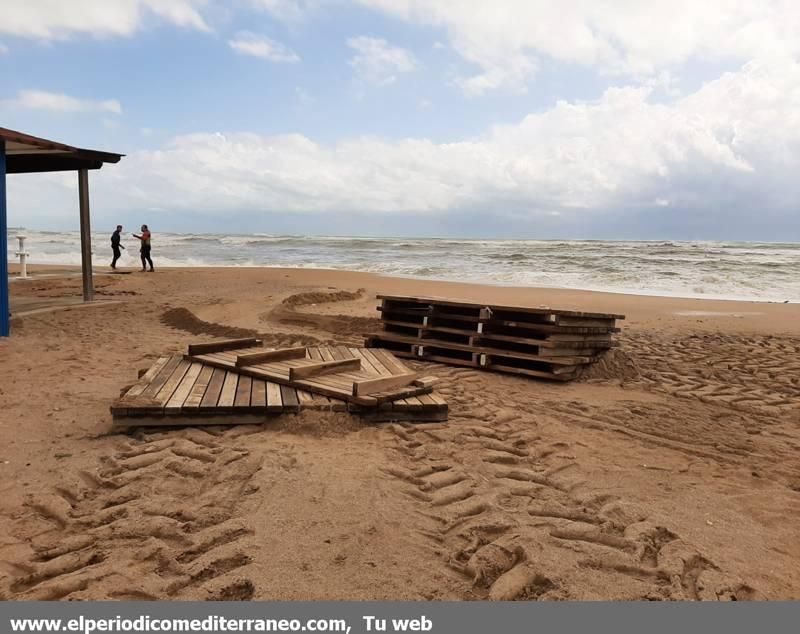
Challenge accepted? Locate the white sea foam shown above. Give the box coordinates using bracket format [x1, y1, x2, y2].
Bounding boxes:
[7, 230, 799, 302]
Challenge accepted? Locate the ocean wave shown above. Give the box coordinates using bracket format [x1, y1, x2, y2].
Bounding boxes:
[10, 230, 800, 302]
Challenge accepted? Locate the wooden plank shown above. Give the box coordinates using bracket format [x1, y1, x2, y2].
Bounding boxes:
[154, 359, 191, 406]
[266, 382, 283, 413]
[218, 372, 239, 409]
[188, 338, 262, 355]
[370, 348, 411, 375]
[487, 362, 577, 382]
[200, 368, 227, 410]
[369, 332, 596, 365]
[165, 363, 204, 413]
[349, 348, 381, 376]
[234, 376, 253, 409]
[112, 413, 267, 428]
[353, 372, 417, 396]
[236, 347, 306, 367]
[359, 348, 393, 376]
[280, 385, 301, 412]
[413, 376, 440, 388]
[139, 356, 184, 400]
[377, 294, 625, 320]
[183, 365, 215, 410]
[251, 380, 267, 408]
[122, 356, 171, 399]
[289, 358, 361, 381]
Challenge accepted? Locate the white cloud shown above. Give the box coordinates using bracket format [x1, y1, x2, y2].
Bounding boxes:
[0, 43, 8, 54]
[354, 0, 800, 94]
[347, 36, 416, 85]
[13, 57, 784, 232]
[229, 31, 300, 62]
[4, 90, 123, 114]
[247, 0, 325, 21]
[0, 0, 209, 40]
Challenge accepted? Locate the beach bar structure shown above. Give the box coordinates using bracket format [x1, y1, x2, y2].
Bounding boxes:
[0, 127, 123, 337]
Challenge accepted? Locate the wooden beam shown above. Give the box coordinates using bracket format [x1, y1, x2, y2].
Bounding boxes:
[78, 168, 93, 302]
[289, 358, 361, 381]
[187, 338, 262, 355]
[413, 376, 440, 388]
[353, 372, 418, 396]
[236, 347, 306, 367]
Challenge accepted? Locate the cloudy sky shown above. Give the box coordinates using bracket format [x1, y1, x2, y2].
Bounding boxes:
[2, 1, 799, 239]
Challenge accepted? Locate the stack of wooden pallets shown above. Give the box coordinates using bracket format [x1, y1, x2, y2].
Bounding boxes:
[366, 295, 624, 381]
[112, 338, 448, 426]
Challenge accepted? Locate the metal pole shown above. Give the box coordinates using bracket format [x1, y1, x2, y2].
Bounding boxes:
[0, 140, 8, 336]
[78, 168, 94, 302]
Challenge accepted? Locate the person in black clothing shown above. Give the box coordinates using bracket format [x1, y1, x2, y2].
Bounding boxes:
[110, 225, 125, 269]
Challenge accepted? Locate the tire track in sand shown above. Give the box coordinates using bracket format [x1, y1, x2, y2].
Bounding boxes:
[1, 428, 264, 600]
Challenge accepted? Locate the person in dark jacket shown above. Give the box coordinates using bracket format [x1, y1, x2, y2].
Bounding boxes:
[110, 225, 125, 269]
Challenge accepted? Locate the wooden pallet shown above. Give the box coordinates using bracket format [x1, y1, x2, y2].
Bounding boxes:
[186, 341, 434, 407]
[112, 354, 448, 426]
[367, 295, 624, 381]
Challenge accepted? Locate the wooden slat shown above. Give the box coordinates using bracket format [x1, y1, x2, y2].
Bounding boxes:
[236, 347, 306, 367]
[251, 380, 267, 408]
[413, 376, 440, 388]
[353, 372, 417, 396]
[182, 365, 215, 410]
[154, 359, 191, 406]
[370, 348, 411, 375]
[188, 338, 262, 355]
[359, 348, 393, 376]
[188, 337, 262, 355]
[377, 294, 625, 320]
[280, 385, 300, 411]
[266, 382, 283, 413]
[234, 376, 253, 409]
[349, 348, 381, 376]
[289, 358, 361, 380]
[123, 356, 171, 399]
[165, 363, 204, 413]
[200, 368, 227, 409]
[139, 356, 184, 400]
[218, 372, 239, 408]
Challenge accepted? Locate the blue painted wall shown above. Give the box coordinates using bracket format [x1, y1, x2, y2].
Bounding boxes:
[1, 139, 8, 337]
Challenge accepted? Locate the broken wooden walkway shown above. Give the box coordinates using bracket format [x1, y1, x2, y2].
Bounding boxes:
[112, 345, 447, 426]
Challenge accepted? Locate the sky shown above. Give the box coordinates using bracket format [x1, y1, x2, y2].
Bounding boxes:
[1, 0, 799, 240]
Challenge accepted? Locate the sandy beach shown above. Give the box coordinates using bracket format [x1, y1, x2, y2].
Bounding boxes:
[1, 265, 798, 601]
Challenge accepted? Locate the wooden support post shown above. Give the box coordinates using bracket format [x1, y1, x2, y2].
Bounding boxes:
[78, 168, 94, 302]
[0, 140, 8, 337]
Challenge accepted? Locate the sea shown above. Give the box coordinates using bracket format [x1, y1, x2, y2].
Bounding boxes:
[6, 228, 799, 303]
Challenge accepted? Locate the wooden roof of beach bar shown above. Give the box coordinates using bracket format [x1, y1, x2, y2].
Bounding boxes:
[1, 127, 125, 337]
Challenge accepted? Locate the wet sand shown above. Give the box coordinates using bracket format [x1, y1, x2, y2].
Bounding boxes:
[1, 265, 798, 600]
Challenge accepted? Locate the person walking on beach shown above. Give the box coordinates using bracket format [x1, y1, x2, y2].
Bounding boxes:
[110, 225, 125, 270]
[133, 224, 154, 272]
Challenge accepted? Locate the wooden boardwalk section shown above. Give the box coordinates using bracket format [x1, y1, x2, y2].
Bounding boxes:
[112, 348, 448, 426]
[367, 294, 624, 381]
[187, 344, 434, 407]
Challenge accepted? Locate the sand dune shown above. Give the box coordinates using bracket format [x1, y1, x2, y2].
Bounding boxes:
[0, 266, 798, 600]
